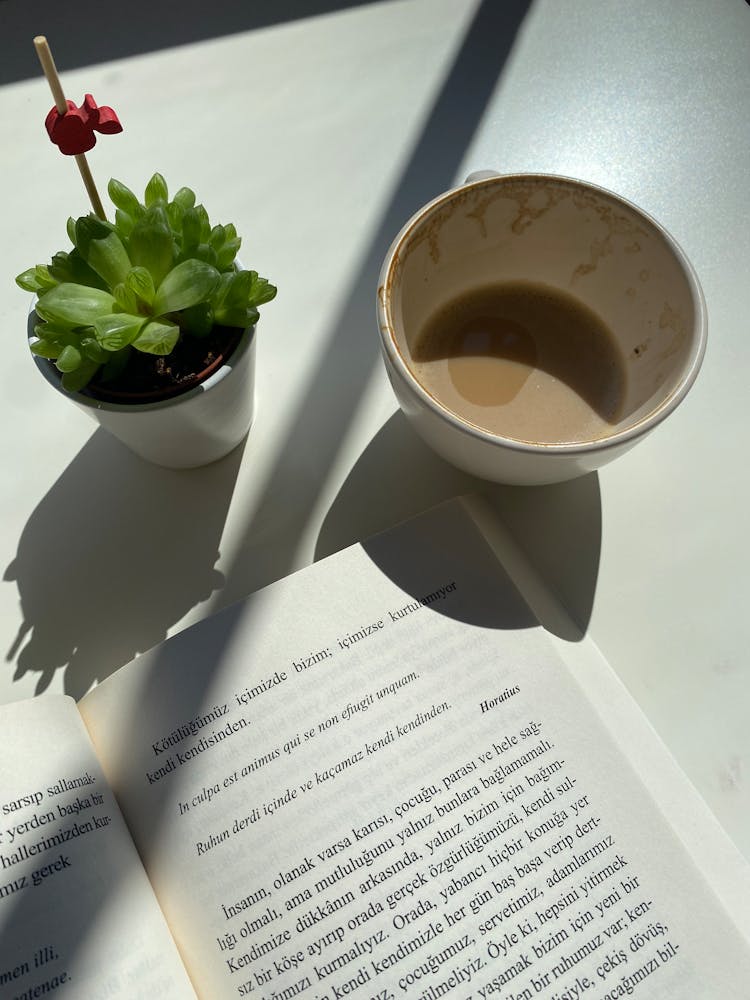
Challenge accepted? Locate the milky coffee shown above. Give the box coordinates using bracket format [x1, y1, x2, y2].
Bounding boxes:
[410, 281, 627, 444]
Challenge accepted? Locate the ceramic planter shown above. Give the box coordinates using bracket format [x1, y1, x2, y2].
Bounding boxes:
[28, 309, 257, 469]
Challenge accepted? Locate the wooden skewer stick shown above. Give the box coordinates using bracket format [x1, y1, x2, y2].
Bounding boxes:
[33, 35, 107, 220]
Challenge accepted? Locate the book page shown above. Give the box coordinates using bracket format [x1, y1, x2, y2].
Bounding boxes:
[463, 494, 750, 934]
[79, 499, 750, 999]
[0, 696, 196, 998]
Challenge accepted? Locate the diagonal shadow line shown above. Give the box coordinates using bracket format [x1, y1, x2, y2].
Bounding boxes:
[130, 0, 532, 925]
[218, 0, 533, 608]
[0, 0, 532, 983]
[128, 0, 532, 933]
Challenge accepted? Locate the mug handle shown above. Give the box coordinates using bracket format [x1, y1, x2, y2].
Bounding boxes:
[463, 170, 500, 184]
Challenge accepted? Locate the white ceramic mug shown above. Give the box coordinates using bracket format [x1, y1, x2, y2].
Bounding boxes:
[376, 172, 707, 485]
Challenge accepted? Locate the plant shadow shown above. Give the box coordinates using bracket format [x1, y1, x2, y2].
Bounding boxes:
[4, 428, 243, 698]
[315, 410, 602, 638]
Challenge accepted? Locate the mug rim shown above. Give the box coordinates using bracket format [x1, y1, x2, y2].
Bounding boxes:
[376, 171, 708, 456]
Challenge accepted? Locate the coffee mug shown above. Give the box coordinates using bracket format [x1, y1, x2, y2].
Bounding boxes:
[376, 172, 707, 485]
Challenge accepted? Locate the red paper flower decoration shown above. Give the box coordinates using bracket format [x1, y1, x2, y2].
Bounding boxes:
[45, 94, 122, 156]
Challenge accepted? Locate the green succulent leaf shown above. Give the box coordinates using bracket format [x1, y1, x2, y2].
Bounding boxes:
[34, 265, 59, 291]
[195, 205, 210, 242]
[247, 273, 277, 307]
[211, 271, 233, 301]
[30, 338, 61, 359]
[153, 259, 219, 315]
[16, 268, 42, 292]
[94, 313, 148, 351]
[149, 203, 170, 230]
[194, 243, 218, 267]
[80, 337, 110, 363]
[74, 216, 132, 288]
[180, 302, 214, 336]
[33, 321, 71, 342]
[47, 253, 72, 284]
[126, 266, 156, 307]
[216, 239, 241, 272]
[211, 269, 274, 322]
[211, 268, 274, 326]
[213, 270, 250, 313]
[34, 322, 57, 339]
[49, 249, 108, 290]
[217, 305, 259, 329]
[166, 200, 184, 235]
[145, 172, 169, 206]
[172, 187, 196, 211]
[66, 217, 77, 244]
[112, 282, 140, 314]
[209, 225, 226, 251]
[108, 178, 143, 218]
[133, 319, 180, 355]
[35, 283, 116, 327]
[62, 358, 100, 393]
[181, 208, 201, 252]
[56, 344, 83, 373]
[129, 212, 174, 288]
[115, 209, 136, 239]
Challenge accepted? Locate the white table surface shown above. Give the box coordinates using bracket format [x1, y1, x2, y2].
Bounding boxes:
[1, 0, 748, 862]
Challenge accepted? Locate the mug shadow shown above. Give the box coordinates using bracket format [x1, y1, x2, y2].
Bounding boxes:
[4, 427, 244, 698]
[315, 411, 602, 638]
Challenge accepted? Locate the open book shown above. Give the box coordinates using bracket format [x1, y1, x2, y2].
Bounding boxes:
[1, 498, 749, 999]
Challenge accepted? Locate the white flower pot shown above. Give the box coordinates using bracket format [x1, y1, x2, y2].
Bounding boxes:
[28, 310, 257, 469]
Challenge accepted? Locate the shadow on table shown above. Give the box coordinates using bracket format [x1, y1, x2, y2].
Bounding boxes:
[213, 0, 534, 608]
[4, 428, 243, 698]
[1, 0, 535, 986]
[5, 0, 535, 690]
[0, 0, 378, 85]
[315, 410, 602, 639]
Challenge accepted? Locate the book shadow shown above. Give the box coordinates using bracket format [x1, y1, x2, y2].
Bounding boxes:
[3, 428, 243, 698]
[315, 411, 602, 639]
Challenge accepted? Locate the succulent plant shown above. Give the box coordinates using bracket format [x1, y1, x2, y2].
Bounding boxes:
[16, 172, 276, 392]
